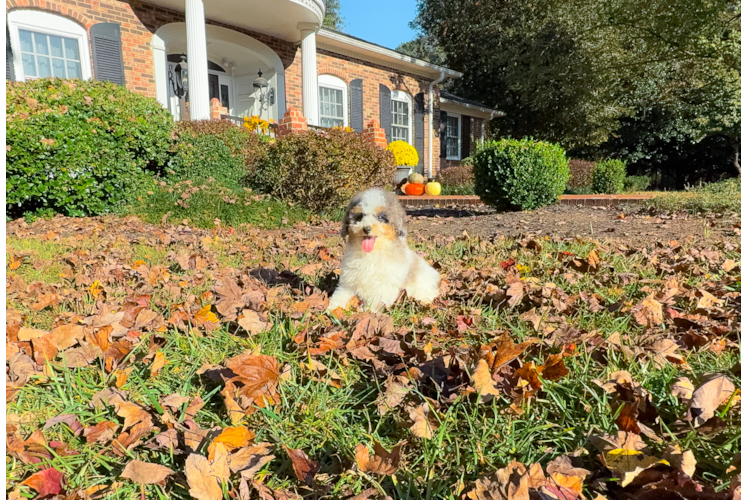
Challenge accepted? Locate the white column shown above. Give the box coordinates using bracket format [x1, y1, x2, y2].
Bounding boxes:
[185, 0, 209, 120]
[298, 23, 319, 126]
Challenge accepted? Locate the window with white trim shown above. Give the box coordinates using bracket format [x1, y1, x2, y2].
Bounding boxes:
[391, 90, 412, 143]
[318, 74, 348, 128]
[8, 10, 92, 81]
[445, 113, 461, 160]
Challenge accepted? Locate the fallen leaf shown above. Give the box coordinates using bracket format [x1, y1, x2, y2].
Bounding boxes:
[355, 441, 401, 475]
[121, 460, 174, 485]
[472, 359, 500, 402]
[466, 460, 530, 500]
[20, 467, 64, 498]
[663, 444, 696, 478]
[238, 309, 270, 336]
[590, 431, 665, 487]
[185, 453, 224, 500]
[408, 403, 436, 439]
[687, 373, 736, 426]
[150, 351, 166, 377]
[284, 446, 319, 485]
[208, 426, 256, 460]
[632, 294, 663, 327]
[43, 413, 83, 436]
[670, 377, 695, 400]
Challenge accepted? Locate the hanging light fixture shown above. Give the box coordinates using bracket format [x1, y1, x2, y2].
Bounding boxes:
[169, 54, 188, 99]
[253, 69, 275, 112]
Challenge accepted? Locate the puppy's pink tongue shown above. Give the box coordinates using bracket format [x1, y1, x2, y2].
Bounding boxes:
[362, 236, 377, 253]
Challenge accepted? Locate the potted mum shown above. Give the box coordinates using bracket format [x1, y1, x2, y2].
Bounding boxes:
[386, 141, 419, 184]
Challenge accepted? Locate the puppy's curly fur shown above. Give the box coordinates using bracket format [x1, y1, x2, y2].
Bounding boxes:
[327, 188, 441, 312]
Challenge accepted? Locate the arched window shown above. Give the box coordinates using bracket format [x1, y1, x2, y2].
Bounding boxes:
[318, 74, 348, 128]
[391, 90, 412, 143]
[8, 10, 92, 81]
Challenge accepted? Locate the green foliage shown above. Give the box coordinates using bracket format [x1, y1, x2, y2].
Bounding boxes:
[592, 159, 627, 194]
[395, 35, 447, 66]
[436, 164, 475, 195]
[6, 78, 173, 218]
[623, 175, 652, 193]
[647, 177, 740, 214]
[322, 0, 345, 30]
[566, 159, 596, 191]
[167, 120, 267, 188]
[473, 138, 569, 211]
[129, 179, 320, 229]
[248, 128, 396, 212]
[413, 0, 740, 153]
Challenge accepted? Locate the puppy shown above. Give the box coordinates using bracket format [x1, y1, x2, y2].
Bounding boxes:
[327, 187, 440, 312]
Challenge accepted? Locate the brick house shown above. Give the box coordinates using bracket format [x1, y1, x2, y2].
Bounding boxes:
[5, 0, 502, 176]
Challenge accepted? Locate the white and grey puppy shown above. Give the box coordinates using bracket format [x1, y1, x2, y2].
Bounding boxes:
[327, 187, 441, 312]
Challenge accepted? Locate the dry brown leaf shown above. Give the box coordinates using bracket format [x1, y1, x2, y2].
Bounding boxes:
[49, 324, 85, 350]
[408, 403, 436, 439]
[483, 333, 538, 373]
[284, 446, 319, 485]
[670, 377, 695, 400]
[185, 453, 224, 500]
[150, 351, 166, 377]
[687, 373, 736, 426]
[208, 426, 256, 460]
[355, 441, 402, 476]
[472, 359, 500, 402]
[120, 460, 174, 485]
[466, 460, 530, 500]
[663, 444, 697, 478]
[238, 309, 270, 336]
[84, 421, 119, 444]
[632, 294, 663, 327]
[228, 442, 274, 476]
[590, 431, 665, 487]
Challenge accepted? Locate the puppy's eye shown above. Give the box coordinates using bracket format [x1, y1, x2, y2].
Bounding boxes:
[377, 213, 389, 223]
[351, 213, 364, 223]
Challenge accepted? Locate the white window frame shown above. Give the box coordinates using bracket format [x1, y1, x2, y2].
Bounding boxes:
[318, 74, 348, 128]
[8, 10, 92, 82]
[445, 112, 462, 161]
[391, 90, 413, 144]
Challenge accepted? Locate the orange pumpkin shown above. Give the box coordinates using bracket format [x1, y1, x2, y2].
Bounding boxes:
[404, 183, 425, 196]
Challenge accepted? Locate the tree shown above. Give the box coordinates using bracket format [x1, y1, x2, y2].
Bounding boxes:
[396, 36, 447, 66]
[412, 0, 740, 155]
[322, 0, 345, 31]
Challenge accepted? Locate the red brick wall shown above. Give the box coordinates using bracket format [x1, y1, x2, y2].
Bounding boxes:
[7, 0, 445, 175]
[7, 0, 157, 96]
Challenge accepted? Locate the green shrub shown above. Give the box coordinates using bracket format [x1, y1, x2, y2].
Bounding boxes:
[623, 175, 651, 192]
[567, 159, 596, 191]
[436, 164, 475, 195]
[248, 128, 396, 212]
[167, 120, 268, 188]
[472, 138, 569, 211]
[592, 159, 627, 194]
[129, 179, 319, 229]
[6, 78, 173, 218]
[646, 177, 740, 214]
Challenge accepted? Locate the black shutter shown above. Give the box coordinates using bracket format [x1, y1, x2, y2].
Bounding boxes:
[414, 92, 425, 173]
[90, 23, 125, 85]
[461, 115, 471, 159]
[439, 110, 447, 158]
[379, 84, 391, 143]
[7, 26, 14, 81]
[349, 78, 363, 132]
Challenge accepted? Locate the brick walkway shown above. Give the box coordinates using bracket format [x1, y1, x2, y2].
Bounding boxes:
[398, 194, 656, 208]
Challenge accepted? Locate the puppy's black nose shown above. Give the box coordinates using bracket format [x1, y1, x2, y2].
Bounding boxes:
[363, 226, 371, 235]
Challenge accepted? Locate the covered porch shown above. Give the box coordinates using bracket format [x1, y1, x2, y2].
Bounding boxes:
[148, 0, 325, 122]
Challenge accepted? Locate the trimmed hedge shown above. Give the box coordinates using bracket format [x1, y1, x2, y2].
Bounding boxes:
[592, 159, 627, 194]
[436, 164, 475, 195]
[248, 128, 396, 212]
[6, 78, 173, 218]
[473, 138, 570, 211]
[623, 175, 651, 193]
[167, 120, 267, 188]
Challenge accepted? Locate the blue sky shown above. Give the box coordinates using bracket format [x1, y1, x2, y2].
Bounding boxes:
[339, 1, 418, 49]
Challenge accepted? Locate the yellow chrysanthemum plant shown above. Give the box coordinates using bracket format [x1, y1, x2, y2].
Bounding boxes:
[243, 115, 272, 135]
[386, 140, 419, 167]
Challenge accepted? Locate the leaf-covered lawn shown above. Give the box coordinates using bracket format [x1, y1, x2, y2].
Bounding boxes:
[6, 214, 740, 500]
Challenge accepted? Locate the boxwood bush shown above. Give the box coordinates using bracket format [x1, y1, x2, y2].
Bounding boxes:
[167, 120, 267, 188]
[6, 78, 173, 218]
[473, 138, 570, 211]
[623, 174, 651, 193]
[248, 128, 396, 212]
[436, 164, 475, 195]
[592, 159, 627, 194]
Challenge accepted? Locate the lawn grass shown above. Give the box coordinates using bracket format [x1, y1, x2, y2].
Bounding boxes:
[6, 217, 740, 499]
[643, 177, 740, 215]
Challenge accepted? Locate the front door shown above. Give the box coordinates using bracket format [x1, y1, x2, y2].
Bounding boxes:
[208, 72, 232, 114]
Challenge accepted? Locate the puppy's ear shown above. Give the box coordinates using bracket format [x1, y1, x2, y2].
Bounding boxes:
[385, 191, 408, 238]
[340, 200, 357, 239]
